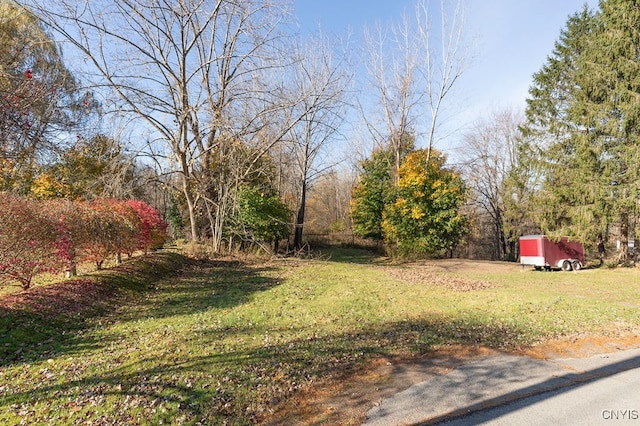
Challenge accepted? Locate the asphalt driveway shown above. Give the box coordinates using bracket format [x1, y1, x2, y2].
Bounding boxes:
[365, 347, 640, 425]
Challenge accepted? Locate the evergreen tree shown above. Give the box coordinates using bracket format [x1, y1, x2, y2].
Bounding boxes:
[523, 1, 640, 259]
[580, 0, 640, 259]
[523, 6, 602, 246]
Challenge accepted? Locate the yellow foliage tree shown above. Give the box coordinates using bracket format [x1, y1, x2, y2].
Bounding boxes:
[382, 149, 468, 257]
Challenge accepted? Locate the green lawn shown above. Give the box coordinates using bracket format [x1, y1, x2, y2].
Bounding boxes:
[1, 248, 639, 424]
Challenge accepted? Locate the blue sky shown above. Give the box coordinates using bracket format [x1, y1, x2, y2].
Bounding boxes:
[293, 0, 599, 140]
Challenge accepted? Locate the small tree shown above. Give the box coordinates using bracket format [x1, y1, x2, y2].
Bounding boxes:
[382, 149, 467, 257]
[350, 149, 395, 241]
[31, 135, 137, 200]
[235, 187, 291, 253]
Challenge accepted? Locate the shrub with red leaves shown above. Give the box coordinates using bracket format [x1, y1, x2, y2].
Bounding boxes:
[81, 199, 140, 268]
[0, 194, 168, 287]
[125, 199, 168, 252]
[0, 194, 63, 289]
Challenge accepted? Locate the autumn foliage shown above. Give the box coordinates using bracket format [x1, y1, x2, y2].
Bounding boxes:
[0, 194, 61, 289]
[125, 200, 168, 252]
[0, 193, 167, 289]
[351, 147, 468, 258]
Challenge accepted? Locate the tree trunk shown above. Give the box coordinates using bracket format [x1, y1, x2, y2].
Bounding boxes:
[294, 182, 306, 251]
[182, 178, 198, 243]
[393, 136, 401, 185]
[496, 209, 508, 260]
[65, 264, 77, 279]
[619, 212, 629, 263]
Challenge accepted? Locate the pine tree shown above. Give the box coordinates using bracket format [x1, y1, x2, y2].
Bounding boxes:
[523, 1, 640, 260]
[580, 0, 640, 260]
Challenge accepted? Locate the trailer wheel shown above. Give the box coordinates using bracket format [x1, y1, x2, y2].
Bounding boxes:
[572, 260, 582, 271]
[561, 260, 572, 271]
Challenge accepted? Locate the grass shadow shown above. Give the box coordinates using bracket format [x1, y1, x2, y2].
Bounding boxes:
[119, 258, 282, 322]
[0, 252, 187, 367]
[321, 247, 388, 265]
[0, 253, 282, 368]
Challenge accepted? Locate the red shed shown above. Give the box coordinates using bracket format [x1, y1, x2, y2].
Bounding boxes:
[519, 235, 585, 271]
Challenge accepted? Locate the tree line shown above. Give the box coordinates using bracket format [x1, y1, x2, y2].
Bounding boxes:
[3, 0, 640, 263]
[350, 0, 640, 263]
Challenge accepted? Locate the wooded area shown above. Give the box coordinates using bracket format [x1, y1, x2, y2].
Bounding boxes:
[3, 0, 640, 265]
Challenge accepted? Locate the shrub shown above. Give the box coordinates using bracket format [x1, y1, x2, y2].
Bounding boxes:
[0, 194, 62, 289]
[0, 194, 169, 284]
[43, 199, 83, 277]
[77, 199, 139, 269]
[236, 187, 291, 249]
[125, 199, 168, 252]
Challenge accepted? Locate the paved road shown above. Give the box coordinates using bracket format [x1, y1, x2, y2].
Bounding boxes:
[365, 348, 640, 426]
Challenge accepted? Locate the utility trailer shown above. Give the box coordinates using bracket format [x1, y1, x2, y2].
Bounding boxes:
[519, 235, 585, 271]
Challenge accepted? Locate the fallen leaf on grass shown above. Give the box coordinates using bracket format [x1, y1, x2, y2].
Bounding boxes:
[384, 266, 493, 291]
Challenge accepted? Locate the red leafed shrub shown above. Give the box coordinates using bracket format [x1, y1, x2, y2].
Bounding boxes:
[43, 199, 89, 276]
[0, 193, 63, 289]
[75, 199, 139, 269]
[125, 199, 168, 252]
[0, 194, 168, 285]
[70, 199, 167, 269]
[71, 201, 109, 269]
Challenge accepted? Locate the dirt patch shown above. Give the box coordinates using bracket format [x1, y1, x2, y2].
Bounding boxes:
[379, 258, 516, 292]
[521, 333, 640, 360]
[411, 258, 519, 275]
[263, 335, 640, 425]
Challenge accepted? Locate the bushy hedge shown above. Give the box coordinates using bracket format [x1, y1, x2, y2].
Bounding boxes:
[0, 194, 168, 289]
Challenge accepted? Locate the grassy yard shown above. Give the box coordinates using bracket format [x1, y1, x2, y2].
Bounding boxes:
[1, 248, 639, 425]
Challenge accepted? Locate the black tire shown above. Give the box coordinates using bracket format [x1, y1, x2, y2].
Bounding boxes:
[562, 260, 572, 271]
[572, 260, 582, 271]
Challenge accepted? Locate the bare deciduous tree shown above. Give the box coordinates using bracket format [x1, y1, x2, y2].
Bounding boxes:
[362, 13, 420, 183]
[459, 107, 523, 260]
[304, 169, 355, 235]
[285, 32, 352, 250]
[21, 0, 306, 252]
[360, 0, 471, 182]
[416, 0, 470, 160]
